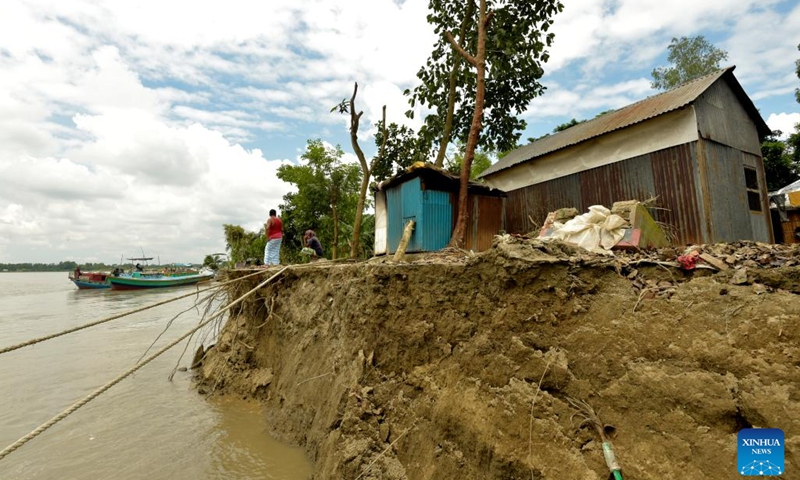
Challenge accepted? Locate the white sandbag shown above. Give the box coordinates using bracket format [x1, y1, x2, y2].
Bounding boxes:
[541, 205, 628, 254]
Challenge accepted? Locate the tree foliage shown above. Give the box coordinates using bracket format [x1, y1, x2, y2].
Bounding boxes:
[0, 261, 101, 272]
[223, 224, 265, 264]
[527, 117, 586, 143]
[762, 131, 800, 192]
[416, 0, 562, 247]
[761, 46, 800, 193]
[408, 0, 563, 158]
[277, 139, 361, 260]
[371, 121, 431, 182]
[445, 144, 493, 180]
[796, 43, 800, 104]
[651, 36, 729, 90]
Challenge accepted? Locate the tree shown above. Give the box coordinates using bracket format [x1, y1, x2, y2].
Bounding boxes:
[760, 46, 800, 192]
[795, 43, 800, 104]
[203, 253, 227, 270]
[651, 36, 729, 90]
[418, 0, 562, 247]
[223, 224, 265, 264]
[332, 83, 385, 259]
[371, 121, 431, 182]
[761, 132, 799, 191]
[409, 0, 563, 169]
[528, 117, 587, 142]
[445, 143, 493, 180]
[277, 139, 361, 260]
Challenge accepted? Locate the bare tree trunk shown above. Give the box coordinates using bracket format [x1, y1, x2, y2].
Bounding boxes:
[448, 0, 487, 248]
[351, 177, 370, 258]
[332, 204, 339, 260]
[348, 84, 387, 259]
[434, 0, 475, 168]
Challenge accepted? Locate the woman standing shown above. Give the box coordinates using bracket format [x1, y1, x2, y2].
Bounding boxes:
[263, 209, 283, 265]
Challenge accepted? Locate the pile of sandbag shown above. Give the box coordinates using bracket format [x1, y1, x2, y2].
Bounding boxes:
[539, 205, 628, 254]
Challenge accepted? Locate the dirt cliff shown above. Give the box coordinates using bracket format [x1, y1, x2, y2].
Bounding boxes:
[197, 237, 800, 479]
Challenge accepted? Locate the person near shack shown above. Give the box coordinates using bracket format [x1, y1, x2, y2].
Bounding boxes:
[301, 230, 324, 262]
[263, 209, 283, 266]
[74, 265, 82, 278]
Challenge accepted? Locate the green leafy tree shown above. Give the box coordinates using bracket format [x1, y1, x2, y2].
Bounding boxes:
[203, 253, 227, 270]
[761, 46, 800, 193]
[371, 121, 431, 182]
[408, 0, 563, 168]
[0, 261, 120, 272]
[445, 144, 493, 180]
[223, 224, 265, 264]
[277, 139, 361, 260]
[415, 0, 562, 247]
[651, 36, 729, 90]
[795, 43, 800, 104]
[761, 131, 800, 191]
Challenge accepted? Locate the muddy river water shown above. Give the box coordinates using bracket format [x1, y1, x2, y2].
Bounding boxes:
[0, 272, 312, 479]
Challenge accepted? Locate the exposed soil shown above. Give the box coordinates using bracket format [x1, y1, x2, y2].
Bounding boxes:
[197, 237, 800, 479]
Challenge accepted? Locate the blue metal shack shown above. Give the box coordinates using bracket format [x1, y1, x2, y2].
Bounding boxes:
[374, 166, 507, 255]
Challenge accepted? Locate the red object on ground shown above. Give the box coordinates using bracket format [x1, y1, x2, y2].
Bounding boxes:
[677, 250, 701, 270]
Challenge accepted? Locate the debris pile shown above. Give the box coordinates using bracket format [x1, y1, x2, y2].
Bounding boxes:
[537, 201, 671, 253]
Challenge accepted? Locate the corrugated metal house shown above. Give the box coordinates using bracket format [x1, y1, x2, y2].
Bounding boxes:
[480, 66, 773, 246]
[374, 166, 506, 255]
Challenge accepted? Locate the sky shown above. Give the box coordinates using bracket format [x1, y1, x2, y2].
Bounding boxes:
[1, 0, 799, 264]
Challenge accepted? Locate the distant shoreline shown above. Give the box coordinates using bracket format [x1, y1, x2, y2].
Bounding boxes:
[0, 269, 81, 273]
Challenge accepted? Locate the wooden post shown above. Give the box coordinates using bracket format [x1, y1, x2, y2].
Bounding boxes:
[393, 220, 415, 262]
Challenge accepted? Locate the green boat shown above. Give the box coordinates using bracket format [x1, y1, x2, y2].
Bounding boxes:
[108, 270, 214, 290]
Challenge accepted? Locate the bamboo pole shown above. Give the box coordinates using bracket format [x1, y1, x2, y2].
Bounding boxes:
[393, 220, 415, 262]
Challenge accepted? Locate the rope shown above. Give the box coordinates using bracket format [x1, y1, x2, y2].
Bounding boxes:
[0, 268, 272, 356]
[0, 266, 289, 462]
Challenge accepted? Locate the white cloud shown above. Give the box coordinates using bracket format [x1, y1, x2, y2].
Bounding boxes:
[0, 9, 296, 262]
[766, 113, 800, 138]
[524, 78, 654, 120]
[1, 0, 799, 262]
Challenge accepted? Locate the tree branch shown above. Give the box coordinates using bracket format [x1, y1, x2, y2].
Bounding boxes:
[370, 105, 387, 174]
[349, 82, 369, 173]
[445, 31, 478, 68]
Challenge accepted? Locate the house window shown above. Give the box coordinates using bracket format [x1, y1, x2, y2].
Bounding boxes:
[744, 167, 761, 212]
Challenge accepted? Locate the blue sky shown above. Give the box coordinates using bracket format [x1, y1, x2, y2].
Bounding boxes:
[1, 0, 799, 263]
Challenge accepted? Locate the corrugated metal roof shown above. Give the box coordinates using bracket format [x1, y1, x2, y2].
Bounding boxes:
[481, 66, 770, 178]
[772, 178, 800, 195]
[379, 164, 506, 197]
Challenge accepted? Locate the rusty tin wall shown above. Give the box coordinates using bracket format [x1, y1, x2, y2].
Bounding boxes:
[505, 142, 707, 245]
[699, 139, 771, 243]
[449, 192, 506, 252]
[468, 195, 505, 251]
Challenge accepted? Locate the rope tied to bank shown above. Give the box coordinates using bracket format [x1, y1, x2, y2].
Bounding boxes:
[0, 267, 289, 462]
[0, 268, 274, 357]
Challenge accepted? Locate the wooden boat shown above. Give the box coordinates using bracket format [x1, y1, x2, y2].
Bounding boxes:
[69, 271, 111, 289]
[108, 270, 214, 290]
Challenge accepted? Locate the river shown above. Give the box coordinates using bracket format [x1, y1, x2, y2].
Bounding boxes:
[0, 272, 312, 479]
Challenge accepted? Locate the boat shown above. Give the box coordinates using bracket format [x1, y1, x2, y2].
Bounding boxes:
[108, 269, 214, 290]
[69, 271, 112, 289]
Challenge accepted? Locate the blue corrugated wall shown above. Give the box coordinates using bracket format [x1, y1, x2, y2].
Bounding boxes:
[420, 189, 452, 251]
[385, 176, 453, 253]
